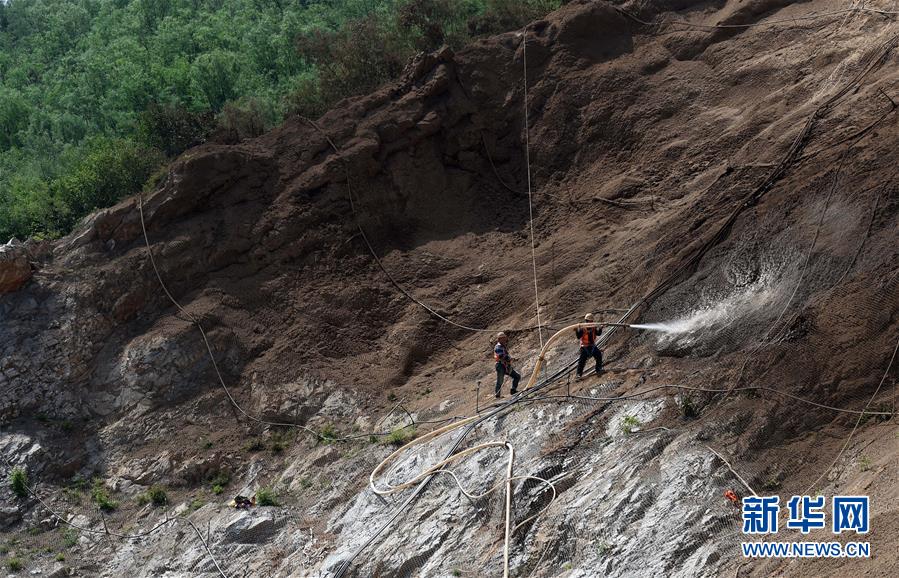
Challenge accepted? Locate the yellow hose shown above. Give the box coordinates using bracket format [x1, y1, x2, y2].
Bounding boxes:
[522, 322, 608, 390]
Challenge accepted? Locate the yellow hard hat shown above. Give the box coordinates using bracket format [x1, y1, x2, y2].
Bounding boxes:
[496, 332, 507, 340]
[584, 313, 595, 322]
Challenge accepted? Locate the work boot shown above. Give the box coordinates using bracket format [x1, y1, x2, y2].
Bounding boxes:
[510, 389, 518, 395]
[575, 373, 583, 381]
[495, 393, 501, 399]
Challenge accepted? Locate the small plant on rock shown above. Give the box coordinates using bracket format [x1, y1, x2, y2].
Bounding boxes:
[6, 557, 23, 571]
[209, 471, 230, 495]
[91, 480, 118, 512]
[762, 475, 781, 491]
[255, 487, 278, 507]
[620, 415, 640, 435]
[384, 426, 416, 446]
[140, 485, 168, 507]
[9, 467, 28, 499]
[678, 395, 698, 419]
[858, 456, 872, 472]
[318, 424, 339, 444]
[62, 528, 78, 548]
[244, 438, 265, 452]
[270, 431, 289, 454]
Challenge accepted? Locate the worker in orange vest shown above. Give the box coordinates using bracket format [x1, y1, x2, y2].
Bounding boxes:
[575, 313, 604, 379]
[494, 332, 520, 398]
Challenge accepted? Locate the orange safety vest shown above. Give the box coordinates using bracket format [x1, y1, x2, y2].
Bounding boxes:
[724, 489, 740, 506]
[580, 327, 597, 347]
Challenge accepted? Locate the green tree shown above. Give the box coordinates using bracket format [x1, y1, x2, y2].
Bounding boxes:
[191, 50, 241, 111]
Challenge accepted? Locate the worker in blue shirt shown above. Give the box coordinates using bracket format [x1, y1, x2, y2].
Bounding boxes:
[493, 332, 520, 398]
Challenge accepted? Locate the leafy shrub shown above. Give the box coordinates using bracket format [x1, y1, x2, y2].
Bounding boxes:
[51, 138, 164, 230]
[762, 475, 781, 491]
[9, 467, 28, 499]
[144, 485, 168, 507]
[620, 415, 640, 434]
[191, 50, 241, 111]
[62, 528, 78, 548]
[678, 395, 698, 419]
[255, 487, 278, 507]
[268, 430, 290, 454]
[5, 557, 23, 571]
[397, 0, 477, 51]
[216, 98, 277, 144]
[244, 438, 265, 452]
[91, 480, 118, 512]
[318, 424, 339, 444]
[138, 102, 213, 157]
[209, 471, 230, 495]
[384, 426, 417, 446]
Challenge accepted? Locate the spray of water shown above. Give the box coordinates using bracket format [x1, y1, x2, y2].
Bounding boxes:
[629, 263, 789, 348]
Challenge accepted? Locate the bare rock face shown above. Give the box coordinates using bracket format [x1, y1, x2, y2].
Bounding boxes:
[0, 240, 31, 294]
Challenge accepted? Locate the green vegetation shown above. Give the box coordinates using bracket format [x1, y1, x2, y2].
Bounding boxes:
[0, 0, 559, 242]
[384, 425, 417, 446]
[189, 498, 205, 511]
[139, 484, 168, 507]
[620, 415, 640, 435]
[318, 423, 339, 444]
[858, 456, 872, 472]
[61, 528, 78, 548]
[63, 476, 88, 504]
[678, 395, 698, 419]
[5, 557, 23, 571]
[858, 403, 893, 426]
[762, 475, 781, 491]
[255, 487, 278, 507]
[209, 471, 230, 495]
[90, 480, 118, 512]
[269, 431, 289, 454]
[9, 467, 28, 498]
[243, 438, 265, 452]
[55, 553, 65, 562]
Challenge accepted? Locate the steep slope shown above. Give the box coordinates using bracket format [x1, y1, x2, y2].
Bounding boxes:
[1, 1, 897, 577]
